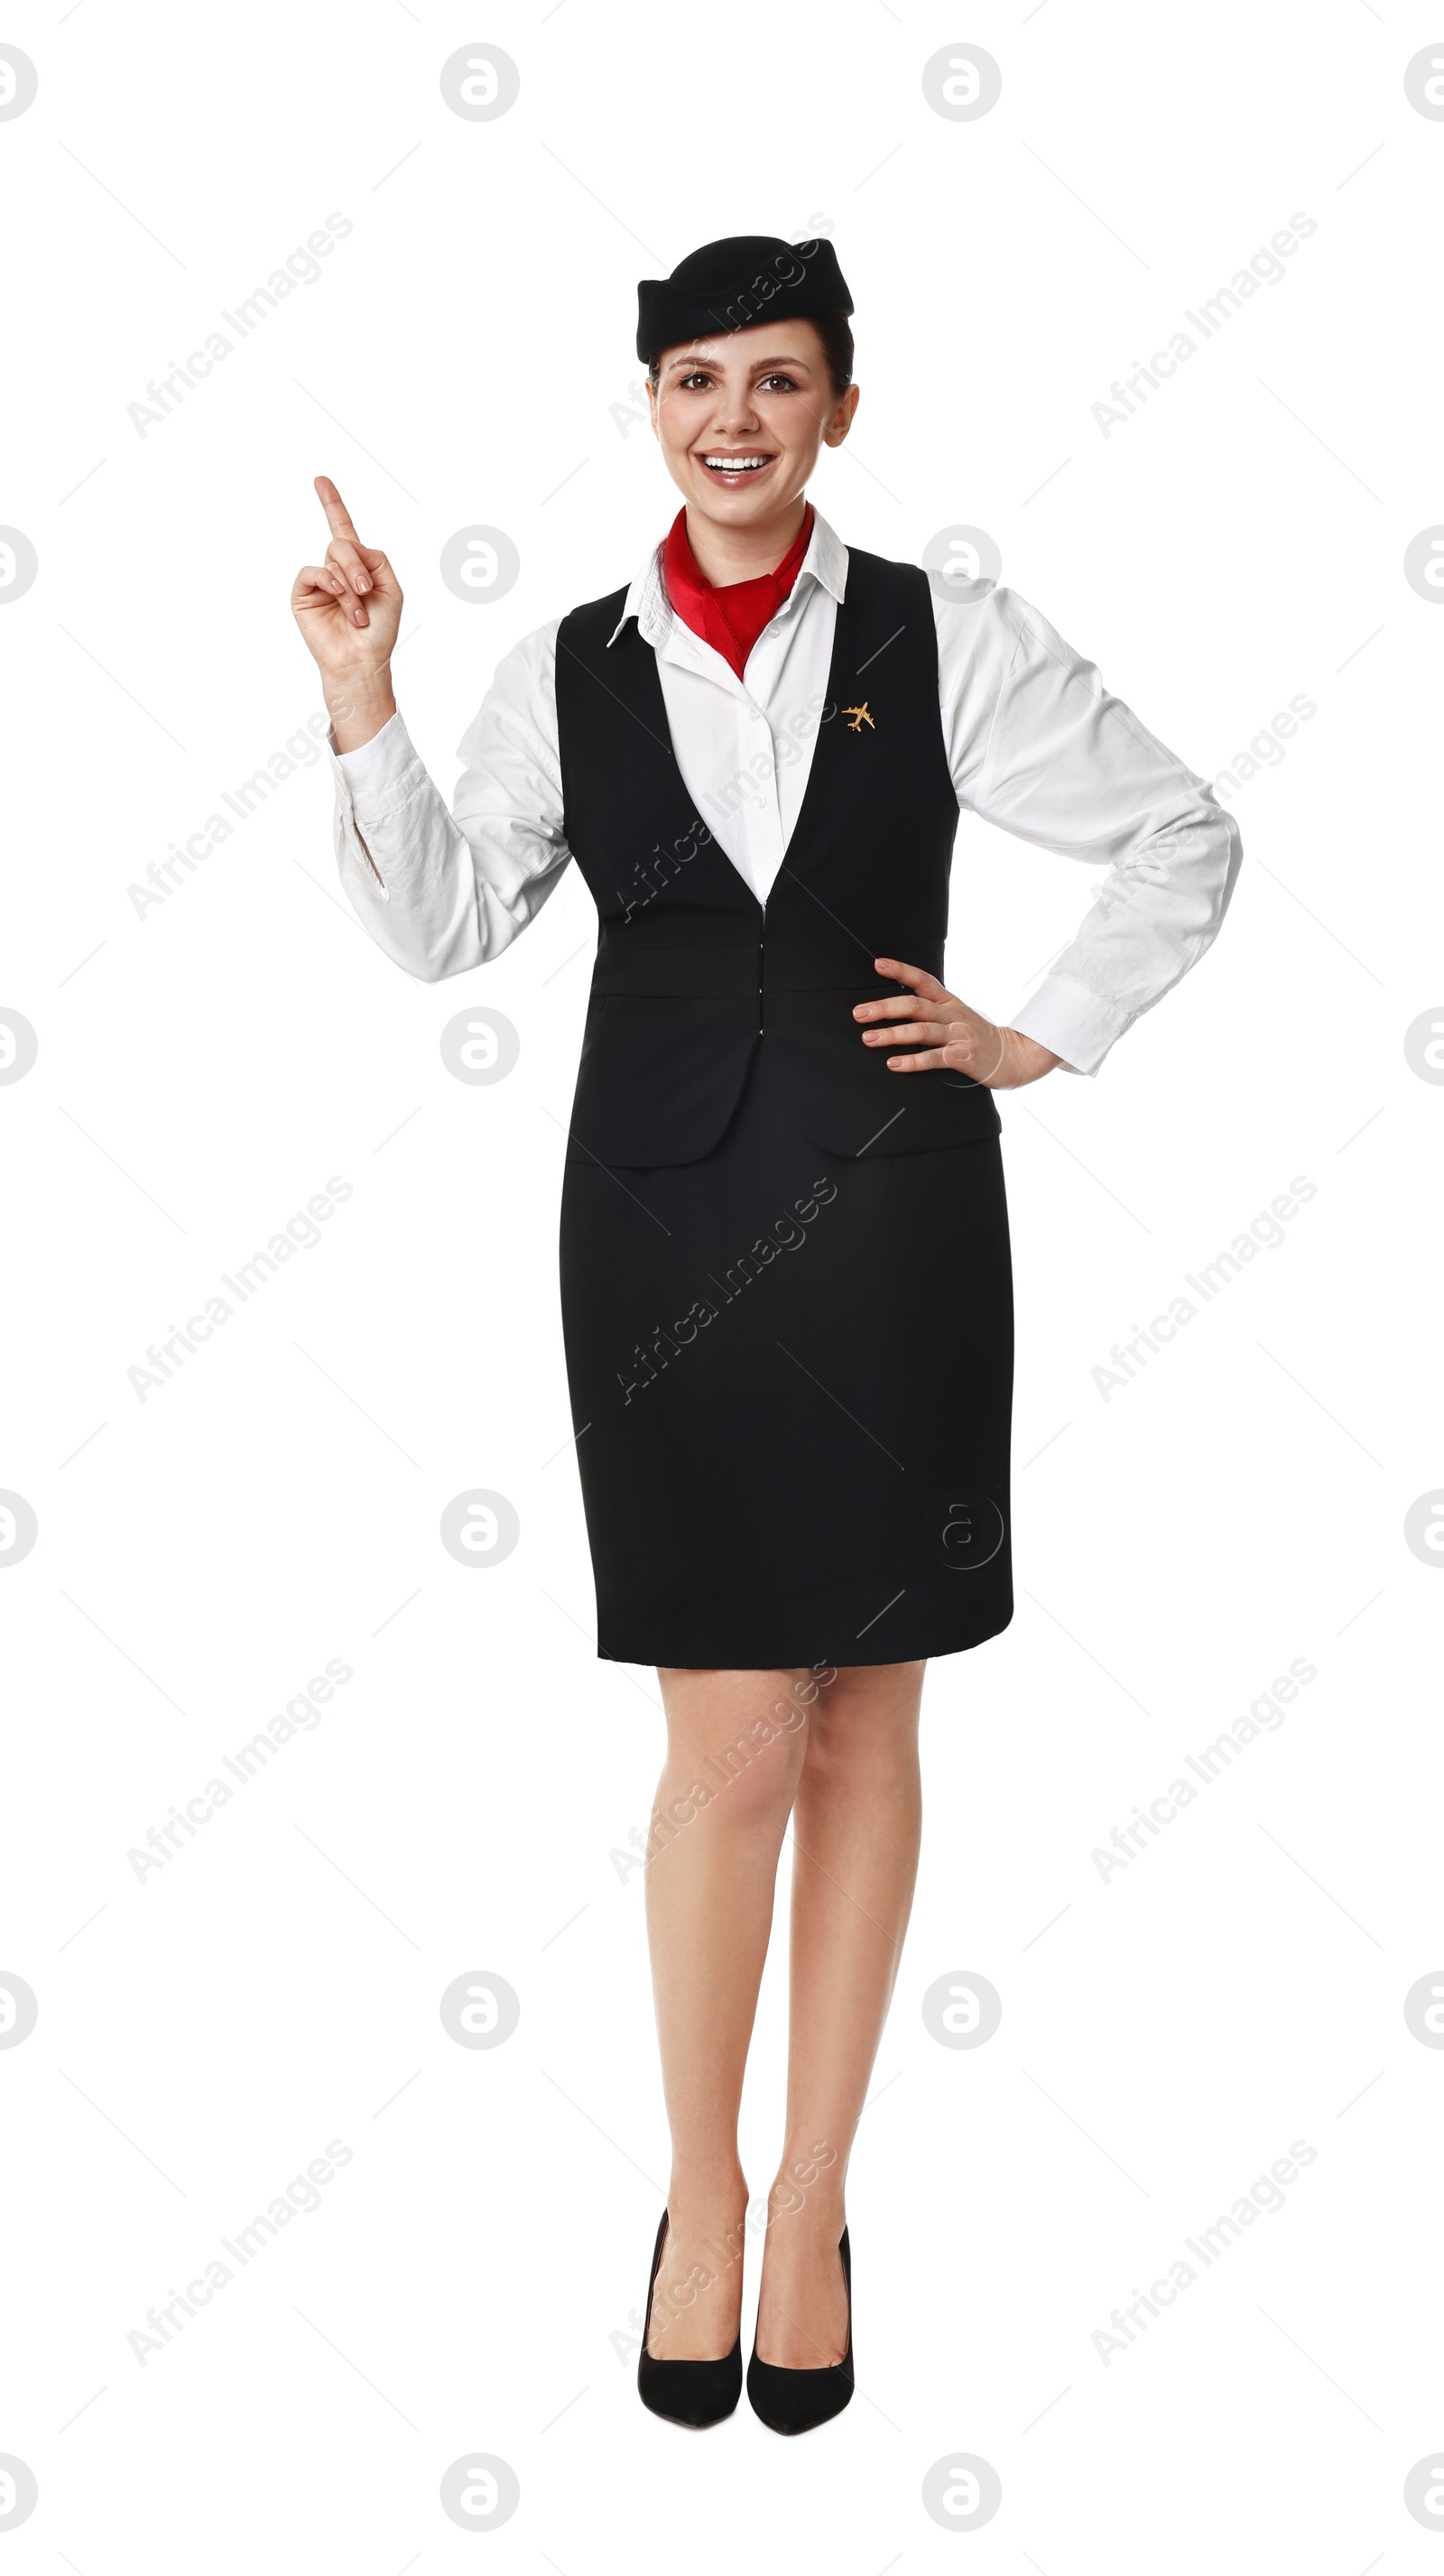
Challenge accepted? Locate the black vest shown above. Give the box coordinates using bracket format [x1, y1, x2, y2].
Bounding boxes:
[554, 547, 1003, 1168]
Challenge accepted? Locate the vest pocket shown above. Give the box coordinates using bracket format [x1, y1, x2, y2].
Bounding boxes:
[564, 993, 757, 1167]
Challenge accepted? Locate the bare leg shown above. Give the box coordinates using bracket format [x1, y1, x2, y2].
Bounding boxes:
[754, 1659, 925, 2367]
[643, 1664, 812, 2360]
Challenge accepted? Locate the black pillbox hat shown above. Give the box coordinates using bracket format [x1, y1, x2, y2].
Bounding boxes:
[636, 234, 853, 364]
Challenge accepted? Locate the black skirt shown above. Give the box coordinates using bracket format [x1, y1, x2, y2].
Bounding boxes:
[559, 1040, 1014, 1669]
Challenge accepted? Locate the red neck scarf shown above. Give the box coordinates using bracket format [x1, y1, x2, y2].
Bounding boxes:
[662, 504, 814, 681]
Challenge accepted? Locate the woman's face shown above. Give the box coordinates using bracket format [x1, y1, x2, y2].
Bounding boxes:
[647, 319, 859, 531]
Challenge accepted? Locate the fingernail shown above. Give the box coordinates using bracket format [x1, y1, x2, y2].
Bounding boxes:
[353, 607, 366, 625]
[354, 574, 370, 592]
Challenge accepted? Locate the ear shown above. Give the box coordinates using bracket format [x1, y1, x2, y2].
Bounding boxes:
[645, 376, 661, 441]
[822, 383, 861, 449]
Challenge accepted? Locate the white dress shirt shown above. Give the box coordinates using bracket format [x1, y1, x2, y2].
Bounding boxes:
[327, 508, 1240, 1075]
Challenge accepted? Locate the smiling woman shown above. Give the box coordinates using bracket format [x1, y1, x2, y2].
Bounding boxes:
[291, 226, 1242, 2444]
[638, 244, 857, 590]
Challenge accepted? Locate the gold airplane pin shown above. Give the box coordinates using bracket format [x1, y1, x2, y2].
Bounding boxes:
[842, 702, 875, 733]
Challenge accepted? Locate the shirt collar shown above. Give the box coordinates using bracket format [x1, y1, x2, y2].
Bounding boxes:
[606, 503, 848, 648]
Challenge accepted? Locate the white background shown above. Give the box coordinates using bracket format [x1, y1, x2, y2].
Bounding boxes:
[2, 1, 1440, 2565]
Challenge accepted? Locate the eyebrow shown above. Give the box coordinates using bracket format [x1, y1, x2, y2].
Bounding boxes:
[663, 350, 817, 376]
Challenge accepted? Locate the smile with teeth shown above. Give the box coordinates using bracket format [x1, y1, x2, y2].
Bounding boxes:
[700, 452, 775, 475]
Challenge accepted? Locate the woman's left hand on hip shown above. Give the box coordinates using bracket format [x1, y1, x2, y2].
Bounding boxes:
[855, 958, 1060, 1090]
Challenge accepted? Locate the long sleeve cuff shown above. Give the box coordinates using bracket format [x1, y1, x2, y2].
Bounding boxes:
[1009, 971, 1134, 1078]
[327, 715, 411, 904]
[329, 709, 423, 817]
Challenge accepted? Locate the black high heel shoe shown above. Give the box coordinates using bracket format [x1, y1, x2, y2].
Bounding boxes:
[746, 2227, 855, 2435]
[636, 2210, 743, 2428]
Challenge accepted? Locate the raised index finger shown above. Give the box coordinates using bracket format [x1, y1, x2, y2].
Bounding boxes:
[315, 475, 359, 542]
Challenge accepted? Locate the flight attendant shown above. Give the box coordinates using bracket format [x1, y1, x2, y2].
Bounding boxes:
[291, 235, 1241, 2434]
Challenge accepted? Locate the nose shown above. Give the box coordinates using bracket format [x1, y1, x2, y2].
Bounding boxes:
[708, 385, 764, 440]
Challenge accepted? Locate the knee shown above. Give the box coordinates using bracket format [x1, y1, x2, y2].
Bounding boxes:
[695, 1712, 808, 1830]
[801, 1662, 923, 1777]
[658, 1671, 812, 1821]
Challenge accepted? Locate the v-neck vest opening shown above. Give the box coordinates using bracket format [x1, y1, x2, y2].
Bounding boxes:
[553, 547, 1000, 1166]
